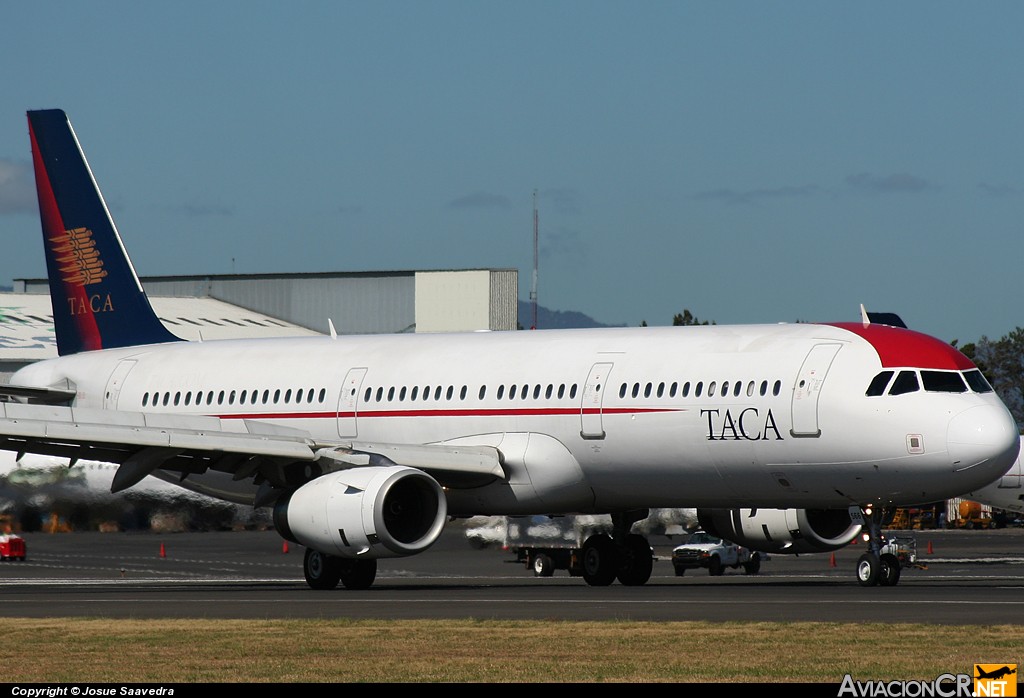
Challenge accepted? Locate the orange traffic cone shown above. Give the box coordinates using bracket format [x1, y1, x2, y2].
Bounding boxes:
[282, 541, 289, 554]
[830, 553, 836, 568]
[927, 540, 933, 554]
[159, 542, 166, 559]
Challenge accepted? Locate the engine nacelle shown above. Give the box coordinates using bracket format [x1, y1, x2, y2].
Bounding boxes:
[697, 508, 861, 554]
[273, 466, 447, 559]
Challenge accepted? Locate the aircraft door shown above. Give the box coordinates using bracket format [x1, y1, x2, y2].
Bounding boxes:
[103, 359, 137, 410]
[337, 367, 368, 439]
[790, 343, 841, 437]
[580, 362, 613, 440]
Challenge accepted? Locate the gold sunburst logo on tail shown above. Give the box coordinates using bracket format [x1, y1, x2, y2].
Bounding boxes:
[50, 227, 108, 286]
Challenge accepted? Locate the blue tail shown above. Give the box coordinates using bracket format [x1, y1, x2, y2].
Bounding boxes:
[27, 109, 181, 355]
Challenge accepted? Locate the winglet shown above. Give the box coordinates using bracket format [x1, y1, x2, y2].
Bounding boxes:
[860, 303, 870, 327]
[27, 109, 181, 355]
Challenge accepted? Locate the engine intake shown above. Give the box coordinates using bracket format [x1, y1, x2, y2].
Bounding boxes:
[697, 508, 861, 554]
[274, 465, 447, 559]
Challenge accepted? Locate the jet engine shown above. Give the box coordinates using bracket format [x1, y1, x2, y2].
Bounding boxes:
[697, 507, 861, 554]
[273, 465, 447, 559]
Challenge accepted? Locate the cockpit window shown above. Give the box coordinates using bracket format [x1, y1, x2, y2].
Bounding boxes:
[889, 370, 920, 396]
[921, 370, 967, 393]
[963, 369, 994, 394]
[866, 371, 894, 397]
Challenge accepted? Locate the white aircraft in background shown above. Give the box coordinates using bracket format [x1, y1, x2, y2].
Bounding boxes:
[963, 437, 1024, 515]
[3, 108, 1017, 590]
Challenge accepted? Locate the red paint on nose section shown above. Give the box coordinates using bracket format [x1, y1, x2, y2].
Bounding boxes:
[827, 322, 974, 370]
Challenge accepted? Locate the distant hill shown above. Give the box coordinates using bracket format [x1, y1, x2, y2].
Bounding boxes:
[518, 301, 623, 330]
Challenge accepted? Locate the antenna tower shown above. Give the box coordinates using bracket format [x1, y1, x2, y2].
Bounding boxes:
[531, 190, 538, 330]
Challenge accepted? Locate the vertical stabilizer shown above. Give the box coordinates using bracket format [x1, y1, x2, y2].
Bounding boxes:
[27, 109, 181, 355]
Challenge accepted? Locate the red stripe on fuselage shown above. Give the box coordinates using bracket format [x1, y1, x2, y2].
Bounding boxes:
[29, 121, 102, 352]
[215, 407, 680, 421]
[827, 322, 974, 370]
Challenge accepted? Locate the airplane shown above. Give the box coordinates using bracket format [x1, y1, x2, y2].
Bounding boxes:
[975, 666, 1016, 681]
[961, 436, 1024, 515]
[3, 108, 1019, 590]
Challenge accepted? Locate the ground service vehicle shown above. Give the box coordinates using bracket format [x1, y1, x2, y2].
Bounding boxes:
[671, 530, 762, 576]
[0, 534, 26, 561]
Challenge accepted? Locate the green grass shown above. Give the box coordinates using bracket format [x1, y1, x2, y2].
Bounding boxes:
[2, 618, 1020, 683]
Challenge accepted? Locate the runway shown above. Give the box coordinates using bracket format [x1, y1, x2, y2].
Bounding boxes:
[1, 526, 1022, 624]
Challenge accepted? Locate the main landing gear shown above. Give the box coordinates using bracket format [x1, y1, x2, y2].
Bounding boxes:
[303, 548, 378, 590]
[853, 505, 901, 587]
[580, 510, 654, 586]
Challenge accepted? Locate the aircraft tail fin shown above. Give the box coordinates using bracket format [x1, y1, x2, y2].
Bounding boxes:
[27, 109, 182, 356]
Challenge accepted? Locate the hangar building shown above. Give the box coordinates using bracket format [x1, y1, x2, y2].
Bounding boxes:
[1, 267, 519, 379]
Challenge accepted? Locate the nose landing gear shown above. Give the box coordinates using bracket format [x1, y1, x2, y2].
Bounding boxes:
[851, 505, 902, 587]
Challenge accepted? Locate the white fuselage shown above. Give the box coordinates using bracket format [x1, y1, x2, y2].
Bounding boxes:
[11, 322, 1019, 516]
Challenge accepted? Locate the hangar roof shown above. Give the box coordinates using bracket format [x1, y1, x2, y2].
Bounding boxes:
[0, 293, 320, 363]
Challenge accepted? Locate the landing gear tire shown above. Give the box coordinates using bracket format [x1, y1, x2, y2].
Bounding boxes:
[581, 535, 618, 586]
[616, 534, 653, 586]
[532, 553, 555, 577]
[743, 553, 761, 575]
[856, 553, 881, 587]
[339, 558, 377, 590]
[879, 553, 901, 587]
[304, 548, 342, 590]
[708, 555, 724, 577]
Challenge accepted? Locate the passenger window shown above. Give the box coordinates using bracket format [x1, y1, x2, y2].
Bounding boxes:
[865, 371, 894, 397]
[520, 385, 528, 400]
[734, 382, 742, 397]
[240, 390, 248, 404]
[479, 386, 487, 400]
[274, 389, 281, 404]
[921, 371, 967, 393]
[619, 383, 627, 399]
[387, 387, 395, 402]
[644, 383, 652, 398]
[533, 385, 540, 400]
[746, 381, 754, 397]
[398, 387, 406, 402]
[759, 381, 768, 397]
[657, 382, 664, 398]
[229, 390, 236, 405]
[695, 382, 703, 398]
[446, 386, 454, 400]
[410, 386, 418, 401]
[708, 381, 716, 396]
[632, 383, 639, 398]
[497, 385, 505, 400]
[546, 384, 553, 399]
[509, 384, 517, 400]
[174, 392, 181, 406]
[669, 382, 677, 398]
[185, 392, 192, 406]
[319, 388, 326, 403]
[570, 384, 578, 399]
[682, 382, 690, 398]
[296, 388, 304, 402]
[285, 389, 292, 403]
[163, 393, 170, 407]
[772, 380, 781, 397]
[721, 381, 729, 397]
[461, 386, 468, 400]
[889, 371, 920, 396]
[558, 384, 565, 399]
[217, 391, 225, 405]
[364, 388, 372, 402]
[963, 369, 994, 393]
[142, 393, 149, 407]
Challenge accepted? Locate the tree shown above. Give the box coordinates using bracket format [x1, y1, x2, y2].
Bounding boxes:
[673, 309, 713, 326]
[972, 328, 1024, 427]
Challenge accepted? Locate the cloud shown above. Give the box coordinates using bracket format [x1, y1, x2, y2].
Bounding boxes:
[0, 159, 36, 215]
[539, 187, 582, 215]
[540, 227, 587, 259]
[845, 172, 932, 194]
[692, 184, 822, 206]
[979, 183, 1024, 198]
[447, 191, 511, 209]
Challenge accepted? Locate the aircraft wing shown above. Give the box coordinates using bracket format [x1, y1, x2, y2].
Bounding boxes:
[0, 400, 505, 497]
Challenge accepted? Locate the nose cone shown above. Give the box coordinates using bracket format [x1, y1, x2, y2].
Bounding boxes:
[947, 404, 1020, 481]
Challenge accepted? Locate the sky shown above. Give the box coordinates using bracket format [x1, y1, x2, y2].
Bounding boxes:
[1, 2, 1023, 344]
